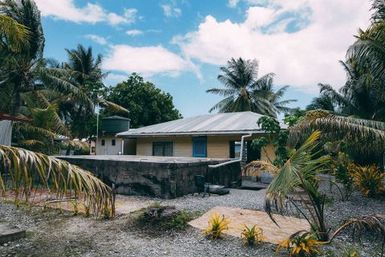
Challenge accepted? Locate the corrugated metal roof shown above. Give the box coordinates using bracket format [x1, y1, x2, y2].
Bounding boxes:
[117, 111, 286, 138]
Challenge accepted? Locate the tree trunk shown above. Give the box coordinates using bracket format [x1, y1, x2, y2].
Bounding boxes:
[0, 120, 13, 146]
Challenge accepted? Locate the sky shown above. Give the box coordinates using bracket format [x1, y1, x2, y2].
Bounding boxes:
[35, 0, 372, 118]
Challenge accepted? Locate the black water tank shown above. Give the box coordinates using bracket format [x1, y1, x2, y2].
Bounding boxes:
[101, 116, 130, 134]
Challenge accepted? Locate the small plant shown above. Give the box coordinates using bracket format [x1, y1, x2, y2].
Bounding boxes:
[342, 247, 360, 257]
[276, 231, 321, 257]
[204, 213, 230, 240]
[241, 224, 264, 246]
[349, 164, 384, 197]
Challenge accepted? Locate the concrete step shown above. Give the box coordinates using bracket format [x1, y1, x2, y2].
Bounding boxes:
[0, 223, 26, 244]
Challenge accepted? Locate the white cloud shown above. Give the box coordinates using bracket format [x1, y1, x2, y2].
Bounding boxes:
[103, 45, 192, 76]
[84, 34, 108, 45]
[126, 29, 143, 36]
[228, 0, 240, 8]
[34, 0, 137, 25]
[161, 4, 182, 17]
[174, 0, 371, 92]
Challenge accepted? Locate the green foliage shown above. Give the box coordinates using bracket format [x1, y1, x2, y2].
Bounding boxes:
[241, 224, 264, 246]
[204, 213, 230, 240]
[265, 131, 331, 241]
[105, 73, 182, 128]
[252, 116, 288, 166]
[342, 248, 361, 257]
[276, 231, 321, 257]
[206, 57, 295, 116]
[132, 205, 197, 233]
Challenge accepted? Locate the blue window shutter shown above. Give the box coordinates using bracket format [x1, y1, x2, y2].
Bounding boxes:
[193, 136, 207, 157]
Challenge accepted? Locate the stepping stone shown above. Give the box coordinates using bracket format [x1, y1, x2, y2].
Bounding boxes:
[0, 223, 26, 244]
[189, 206, 310, 244]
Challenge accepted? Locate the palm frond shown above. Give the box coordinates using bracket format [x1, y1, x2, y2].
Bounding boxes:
[0, 144, 114, 218]
[98, 99, 129, 114]
[329, 215, 385, 243]
[289, 110, 385, 152]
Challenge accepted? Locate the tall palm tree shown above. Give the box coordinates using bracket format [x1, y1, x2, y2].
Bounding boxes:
[347, 0, 385, 100]
[59, 44, 127, 138]
[0, 0, 86, 116]
[207, 58, 295, 117]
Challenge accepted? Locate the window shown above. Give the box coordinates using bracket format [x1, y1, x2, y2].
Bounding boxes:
[152, 142, 173, 156]
[101, 139, 105, 146]
[112, 139, 116, 146]
[192, 136, 207, 157]
[229, 141, 242, 158]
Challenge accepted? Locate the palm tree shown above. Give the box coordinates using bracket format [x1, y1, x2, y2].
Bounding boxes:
[207, 58, 295, 117]
[347, 0, 385, 101]
[59, 44, 127, 138]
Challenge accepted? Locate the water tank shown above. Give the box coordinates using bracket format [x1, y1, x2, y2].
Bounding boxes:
[101, 116, 130, 135]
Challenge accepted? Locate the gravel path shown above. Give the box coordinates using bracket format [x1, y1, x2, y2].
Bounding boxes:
[0, 188, 384, 257]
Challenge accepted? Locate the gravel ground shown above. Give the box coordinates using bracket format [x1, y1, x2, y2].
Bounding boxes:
[0, 188, 384, 257]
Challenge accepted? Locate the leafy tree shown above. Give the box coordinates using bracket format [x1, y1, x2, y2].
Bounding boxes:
[252, 116, 289, 166]
[207, 58, 296, 117]
[105, 73, 182, 128]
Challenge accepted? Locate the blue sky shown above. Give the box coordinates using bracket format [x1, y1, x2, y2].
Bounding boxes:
[35, 0, 371, 118]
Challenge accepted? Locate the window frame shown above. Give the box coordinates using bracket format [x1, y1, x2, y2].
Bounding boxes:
[152, 141, 174, 156]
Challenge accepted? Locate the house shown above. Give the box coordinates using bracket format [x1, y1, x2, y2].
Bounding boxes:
[96, 116, 130, 155]
[117, 111, 283, 162]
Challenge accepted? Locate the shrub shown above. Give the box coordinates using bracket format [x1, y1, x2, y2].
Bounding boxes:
[204, 213, 230, 240]
[349, 164, 385, 197]
[332, 152, 355, 200]
[276, 231, 321, 257]
[241, 224, 264, 246]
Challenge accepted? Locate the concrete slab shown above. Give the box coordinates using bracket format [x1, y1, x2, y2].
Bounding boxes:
[0, 223, 26, 244]
[57, 155, 228, 164]
[189, 206, 310, 244]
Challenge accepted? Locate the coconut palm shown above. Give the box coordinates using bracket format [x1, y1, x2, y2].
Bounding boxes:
[207, 58, 295, 117]
[0, 144, 114, 217]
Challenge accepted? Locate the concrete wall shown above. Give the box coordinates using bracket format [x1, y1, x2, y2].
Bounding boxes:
[96, 137, 123, 155]
[58, 156, 241, 198]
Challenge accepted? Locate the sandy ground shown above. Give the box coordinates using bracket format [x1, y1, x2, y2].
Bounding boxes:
[0, 189, 384, 257]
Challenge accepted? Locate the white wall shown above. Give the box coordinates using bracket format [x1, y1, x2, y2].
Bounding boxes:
[95, 137, 123, 155]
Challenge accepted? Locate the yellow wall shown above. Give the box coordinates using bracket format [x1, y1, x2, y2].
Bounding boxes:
[135, 135, 276, 161]
[136, 137, 192, 157]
